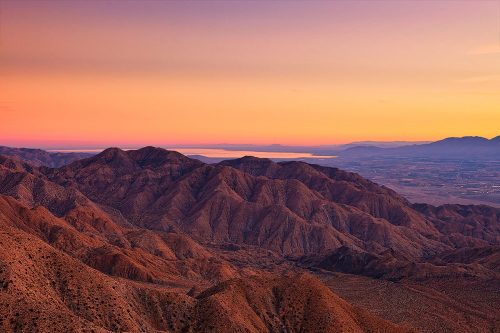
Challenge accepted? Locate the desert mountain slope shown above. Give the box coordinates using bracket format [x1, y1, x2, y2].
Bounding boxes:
[0, 200, 412, 332]
[0, 146, 498, 332]
[42, 148, 471, 259]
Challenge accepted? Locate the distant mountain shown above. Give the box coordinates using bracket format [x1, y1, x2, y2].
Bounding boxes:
[337, 140, 431, 149]
[431, 136, 491, 145]
[4, 136, 496, 168]
[171, 141, 431, 156]
[338, 136, 500, 159]
[0, 145, 94, 167]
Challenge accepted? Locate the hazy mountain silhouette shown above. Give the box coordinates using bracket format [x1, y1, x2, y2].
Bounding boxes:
[338, 136, 500, 159]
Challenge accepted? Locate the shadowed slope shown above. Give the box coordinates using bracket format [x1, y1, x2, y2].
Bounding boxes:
[0, 220, 411, 332]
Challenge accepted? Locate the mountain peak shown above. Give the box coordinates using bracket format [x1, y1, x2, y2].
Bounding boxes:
[99, 147, 126, 157]
[95, 147, 132, 163]
[431, 136, 490, 145]
[128, 146, 202, 168]
[218, 155, 279, 177]
[220, 155, 275, 166]
[78, 146, 202, 171]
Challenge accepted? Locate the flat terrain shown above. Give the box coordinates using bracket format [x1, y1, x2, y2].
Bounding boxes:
[315, 157, 500, 208]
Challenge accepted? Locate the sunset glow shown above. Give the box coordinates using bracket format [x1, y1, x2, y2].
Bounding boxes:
[1, 1, 499, 147]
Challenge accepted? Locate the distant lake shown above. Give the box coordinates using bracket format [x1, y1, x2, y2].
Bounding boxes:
[49, 148, 337, 159]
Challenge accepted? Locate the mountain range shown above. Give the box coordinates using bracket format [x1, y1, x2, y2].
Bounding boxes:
[0, 146, 498, 332]
[0, 146, 93, 167]
[180, 136, 499, 159]
[2, 136, 497, 164]
[336, 136, 500, 159]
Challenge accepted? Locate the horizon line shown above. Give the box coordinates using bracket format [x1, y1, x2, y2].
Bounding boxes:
[1, 134, 499, 151]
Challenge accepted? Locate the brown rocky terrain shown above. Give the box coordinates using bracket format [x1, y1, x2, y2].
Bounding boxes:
[0, 146, 93, 168]
[0, 146, 498, 332]
[322, 272, 500, 333]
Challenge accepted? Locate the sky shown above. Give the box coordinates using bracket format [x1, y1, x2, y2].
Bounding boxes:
[1, 0, 499, 148]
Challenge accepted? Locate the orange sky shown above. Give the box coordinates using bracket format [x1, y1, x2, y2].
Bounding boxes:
[1, 1, 499, 147]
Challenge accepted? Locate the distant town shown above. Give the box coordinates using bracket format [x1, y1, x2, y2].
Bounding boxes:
[328, 156, 500, 207]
